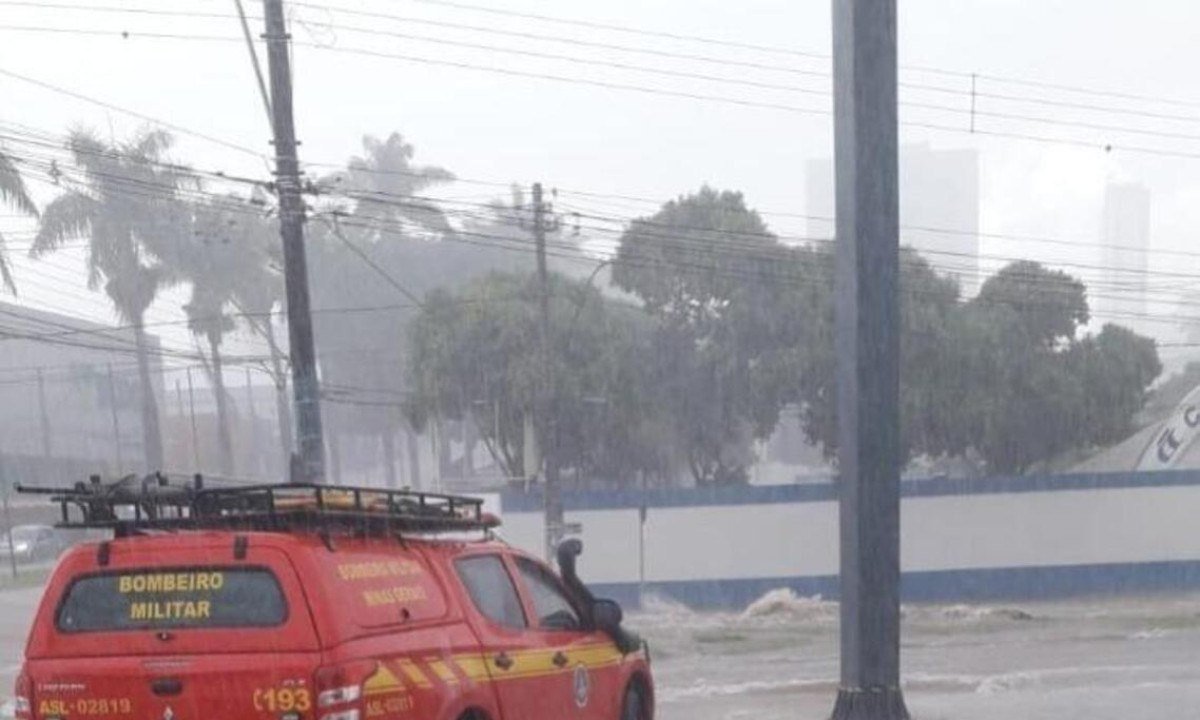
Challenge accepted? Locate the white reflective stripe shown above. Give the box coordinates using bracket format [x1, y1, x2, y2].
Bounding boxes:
[317, 686, 362, 709]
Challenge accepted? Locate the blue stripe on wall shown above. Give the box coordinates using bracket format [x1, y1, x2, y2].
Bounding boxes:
[589, 560, 1200, 610]
[499, 470, 1200, 512]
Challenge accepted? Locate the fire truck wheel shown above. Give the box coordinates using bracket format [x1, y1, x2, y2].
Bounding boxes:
[620, 682, 646, 720]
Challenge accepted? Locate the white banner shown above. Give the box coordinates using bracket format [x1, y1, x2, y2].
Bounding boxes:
[1136, 384, 1200, 471]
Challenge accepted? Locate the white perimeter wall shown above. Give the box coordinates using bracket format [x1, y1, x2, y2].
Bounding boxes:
[497, 484, 1200, 585]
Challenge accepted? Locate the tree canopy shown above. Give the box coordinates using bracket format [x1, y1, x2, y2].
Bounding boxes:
[31, 129, 195, 470]
[0, 144, 37, 293]
[603, 187, 1162, 480]
[406, 271, 676, 485]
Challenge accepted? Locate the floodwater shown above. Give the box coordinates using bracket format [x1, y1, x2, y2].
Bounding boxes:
[3, 585, 1200, 719]
[638, 589, 1200, 719]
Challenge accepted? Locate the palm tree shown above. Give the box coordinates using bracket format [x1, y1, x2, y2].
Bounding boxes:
[177, 193, 281, 477]
[309, 133, 459, 487]
[227, 193, 293, 475]
[31, 129, 191, 471]
[323, 132, 455, 239]
[0, 145, 38, 292]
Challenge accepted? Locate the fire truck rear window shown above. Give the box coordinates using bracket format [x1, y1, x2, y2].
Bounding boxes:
[56, 568, 287, 632]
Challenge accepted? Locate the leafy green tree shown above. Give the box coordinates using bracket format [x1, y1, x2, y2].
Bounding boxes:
[31, 129, 191, 471]
[1176, 289, 1200, 344]
[1066, 324, 1161, 448]
[975, 259, 1088, 347]
[1142, 361, 1200, 424]
[787, 247, 975, 463]
[406, 272, 675, 485]
[896, 250, 976, 458]
[613, 186, 777, 326]
[959, 262, 1159, 473]
[613, 186, 1162, 478]
[612, 187, 818, 484]
[0, 145, 37, 293]
[962, 302, 1085, 473]
[311, 133, 558, 484]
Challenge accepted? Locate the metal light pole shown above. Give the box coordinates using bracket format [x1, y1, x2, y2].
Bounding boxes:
[1, 472, 17, 580]
[830, 0, 908, 718]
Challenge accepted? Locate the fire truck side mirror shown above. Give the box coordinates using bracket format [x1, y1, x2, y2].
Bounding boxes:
[592, 598, 624, 632]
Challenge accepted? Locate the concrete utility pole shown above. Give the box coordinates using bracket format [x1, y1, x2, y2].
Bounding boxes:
[263, 0, 326, 484]
[106, 364, 124, 472]
[1, 464, 16, 579]
[36, 368, 51, 459]
[187, 368, 200, 471]
[830, 1, 909, 719]
[532, 182, 564, 560]
[245, 367, 259, 475]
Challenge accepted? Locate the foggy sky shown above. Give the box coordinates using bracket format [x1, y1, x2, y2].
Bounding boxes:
[1, 0, 1199, 360]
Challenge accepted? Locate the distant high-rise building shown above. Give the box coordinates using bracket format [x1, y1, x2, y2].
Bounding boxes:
[806, 143, 981, 292]
[1097, 182, 1151, 331]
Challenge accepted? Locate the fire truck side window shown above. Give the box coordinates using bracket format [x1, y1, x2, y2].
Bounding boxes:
[455, 555, 527, 629]
[515, 558, 581, 631]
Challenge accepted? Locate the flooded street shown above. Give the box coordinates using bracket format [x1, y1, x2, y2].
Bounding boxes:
[3, 584, 1199, 718]
[634, 590, 1200, 720]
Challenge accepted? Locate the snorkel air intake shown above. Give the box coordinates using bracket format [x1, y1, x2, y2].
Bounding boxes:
[557, 538, 642, 653]
[557, 538, 597, 616]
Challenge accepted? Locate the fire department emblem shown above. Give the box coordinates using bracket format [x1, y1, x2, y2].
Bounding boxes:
[572, 664, 590, 708]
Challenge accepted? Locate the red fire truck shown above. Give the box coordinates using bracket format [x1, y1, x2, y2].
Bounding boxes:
[13, 477, 652, 720]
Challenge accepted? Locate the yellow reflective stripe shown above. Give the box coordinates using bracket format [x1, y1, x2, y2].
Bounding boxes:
[485, 643, 623, 681]
[426, 658, 460, 685]
[398, 658, 433, 689]
[569, 644, 624, 668]
[452, 654, 491, 683]
[364, 665, 405, 697]
[381, 642, 625, 689]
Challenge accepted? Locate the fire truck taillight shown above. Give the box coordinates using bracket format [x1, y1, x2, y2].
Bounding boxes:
[315, 660, 379, 720]
[13, 671, 32, 719]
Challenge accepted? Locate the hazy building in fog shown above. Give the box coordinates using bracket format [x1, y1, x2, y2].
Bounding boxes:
[0, 302, 162, 478]
[807, 143, 981, 293]
[1095, 182, 1151, 332]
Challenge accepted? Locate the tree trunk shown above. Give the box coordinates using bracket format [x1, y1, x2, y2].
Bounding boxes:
[382, 429, 398, 488]
[436, 417, 451, 479]
[328, 432, 342, 486]
[264, 321, 294, 476]
[209, 332, 234, 478]
[131, 316, 164, 471]
[244, 368, 260, 477]
[406, 425, 421, 490]
[462, 418, 475, 477]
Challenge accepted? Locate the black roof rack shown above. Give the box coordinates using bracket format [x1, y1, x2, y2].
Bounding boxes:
[17, 474, 499, 539]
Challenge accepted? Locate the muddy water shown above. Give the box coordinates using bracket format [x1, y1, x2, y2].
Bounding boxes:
[634, 589, 1200, 719]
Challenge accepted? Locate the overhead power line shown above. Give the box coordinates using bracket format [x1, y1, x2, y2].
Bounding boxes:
[0, 67, 269, 161]
[6, 22, 1200, 162]
[14, 135, 1195, 302]
[8, 113, 1199, 339]
[9, 125, 1196, 299]
[303, 0, 1200, 112]
[320, 213, 425, 306]
[13, 0, 1200, 128]
[8, 0, 1200, 127]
